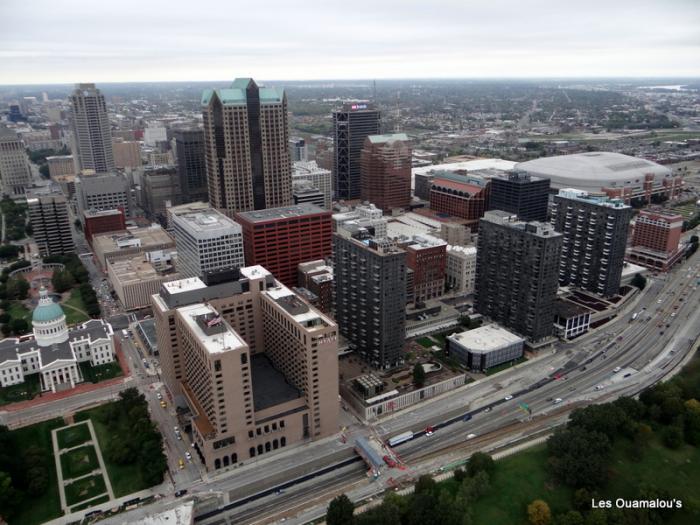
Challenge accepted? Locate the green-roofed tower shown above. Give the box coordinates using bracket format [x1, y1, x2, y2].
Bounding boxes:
[202, 78, 292, 215]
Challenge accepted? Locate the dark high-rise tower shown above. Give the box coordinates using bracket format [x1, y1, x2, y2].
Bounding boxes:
[173, 129, 208, 204]
[489, 170, 550, 222]
[475, 211, 562, 341]
[551, 189, 633, 297]
[201, 78, 291, 216]
[69, 83, 114, 173]
[333, 102, 380, 201]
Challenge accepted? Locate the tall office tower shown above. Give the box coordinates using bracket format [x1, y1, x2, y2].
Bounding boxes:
[69, 83, 114, 173]
[289, 137, 308, 162]
[475, 211, 562, 341]
[334, 229, 406, 369]
[235, 204, 332, 287]
[75, 172, 132, 219]
[333, 102, 380, 200]
[404, 235, 447, 303]
[0, 126, 32, 198]
[292, 161, 332, 210]
[141, 166, 182, 218]
[152, 266, 338, 470]
[171, 206, 244, 278]
[489, 170, 550, 222]
[551, 189, 633, 297]
[360, 133, 411, 212]
[26, 191, 75, 256]
[201, 78, 292, 215]
[173, 129, 208, 203]
[627, 209, 684, 272]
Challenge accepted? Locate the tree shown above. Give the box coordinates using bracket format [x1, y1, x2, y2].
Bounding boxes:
[547, 428, 611, 489]
[661, 425, 684, 449]
[556, 511, 584, 525]
[10, 318, 29, 335]
[631, 273, 646, 290]
[0, 470, 17, 515]
[528, 499, 552, 525]
[327, 494, 355, 525]
[413, 363, 426, 388]
[5, 277, 29, 300]
[52, 270, 75, 294]
[467, 452, 494, 477]
[584, 509, 608, 525]
[415, 474, 437, 495]
[453, 467, 467, 483]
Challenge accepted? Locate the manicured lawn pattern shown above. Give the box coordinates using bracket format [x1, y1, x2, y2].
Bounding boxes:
[60, 445, 100, 479]
[62, 288, 89, 325]
[64, 474, 107, 507]
[70, 494, 110, 512]
[56, 422, 92, 450]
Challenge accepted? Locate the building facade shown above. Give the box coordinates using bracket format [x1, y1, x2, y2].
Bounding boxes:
[475, 211, 563, 341]
[627, 209, 685, 272]
[76, 172, 132, 218]
[445, 245, 477, 294]
[297, 260, 334, 314]
[70, 83, 115, 173]
[173, 129, 208, 204]
[202, 78, 292, 215]
[141, 166, 182, 219]
[404, 235, 446, 303]
[152, 266, 338, 471]
[171, 207, 244, 278]
[112, 140, 142, 169]
[429, 173, 490, 230]
[292, 161, 332, 210]
[47, 155, 75, 178]
[333, 102, 381, 200]
[27, 191, 75, 256]
[360, 133, 412, 212]
[292, 180, 326, 208]
[107, 253, 178, 311]
[489, 170, 550, 222]
[413, 172, 435, 201]
[447, 324, 525, 371]
[333, 231, 406, 369]
[551, 189, 633, 297]
[0, 126, 32, 198]
[84, 209, 126, 243]
[235, 204, 332, 287]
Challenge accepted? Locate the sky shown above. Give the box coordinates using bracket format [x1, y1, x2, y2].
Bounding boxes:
[1, 0, 699, 84]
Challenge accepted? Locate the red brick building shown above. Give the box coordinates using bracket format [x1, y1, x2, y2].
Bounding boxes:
[627, 209, 684, 271]
[360, 134, 411, 212]
[297, 260, 334, 314]
[235, 204, 332, 287]
[403, 235, 447, 303]
[84, 208, 126, 244]
[429, 174, 489, 230]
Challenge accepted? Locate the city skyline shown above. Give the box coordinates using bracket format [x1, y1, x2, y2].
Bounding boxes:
[1, 0, 699, 85]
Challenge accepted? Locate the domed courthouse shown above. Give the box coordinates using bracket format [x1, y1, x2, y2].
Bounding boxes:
[0, 288, 115, 392]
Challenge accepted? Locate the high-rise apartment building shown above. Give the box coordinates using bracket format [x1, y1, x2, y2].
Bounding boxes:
[489, 170, 550, 222]
[551, 189, 633, 297]
[292, 161, 332, 210]
[171, 206, 244, 278]
[627, 209, 684, 272]
[173, 129, 208, 203]
[201, 78, 292, 215]
[0, 126, 32, 198]
[26, 190, 75, 256]
[360, 133, 411, 212]
[334, 229, 406, 369]
[152, 266, 338, 471]
[404, 235, 446, 303]
[75, 172, 132, 219]
[333, 102, 380, 200]
[235, 204, 332, 287]
[69, 83, 114, 173]
[475, 211, 562, 341]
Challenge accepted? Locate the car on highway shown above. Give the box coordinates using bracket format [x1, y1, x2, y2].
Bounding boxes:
[425, 426, 435, 436]
[175, 430, 182, 440]
[613, 366, 622, 373]
[595, 385, 604, 390]
[160, 400, 167, 408]
[553, 398, 563, 404]
[156, 392, 163, 400]
[178, 458, 185, 469]
[483, 407, 492, 413]
[174, 489, 188, 497]
[504, 395, 513, 401]
[463, 414, 472, 422]
[185, 451, 192, 461]
[466, 433, 477, 440]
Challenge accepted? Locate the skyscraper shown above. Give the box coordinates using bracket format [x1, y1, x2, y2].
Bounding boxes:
[201, 78, 292, 215]
[360, 133, 412, 212]
[333, 102, 380, 201]
[69, 83, 114, 173]
[173, 129, 208, 203]
[551, 189, 633, 297]
[0, 126, 32, 197]
[489, 170, 550, 222]
[475, 211, 562, 341]
[334, 229, 406, 369]
[27, 190, 75, 256]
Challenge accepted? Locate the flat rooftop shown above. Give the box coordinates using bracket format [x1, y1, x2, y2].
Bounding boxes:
[92, 226, 174, 251]
[177, 303, 247, 354]
[448, 324, 524, 353]
[162, 277, 207, 295]
[251, 353, 302, 411]
[236, 203, 327, 223]
[174, 209, 241, 234]
[108, 254, 172, 284]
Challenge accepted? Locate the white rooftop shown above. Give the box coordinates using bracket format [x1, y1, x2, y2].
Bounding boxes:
[239, 265, 272, 280]
[447, 245, 477, 256]
[177, 303, 247, 354]
[412, 158, 517, 177]
[162, 277, 207, 294]
[174, 209, 241, 235]
[448, 324, 524, 353]
[131, 502, 194, 525]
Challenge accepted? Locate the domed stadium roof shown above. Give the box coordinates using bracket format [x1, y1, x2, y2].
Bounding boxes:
[32, 287, 65, 323]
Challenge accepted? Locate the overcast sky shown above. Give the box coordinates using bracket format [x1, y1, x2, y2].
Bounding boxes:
[1, 0, 698, 84]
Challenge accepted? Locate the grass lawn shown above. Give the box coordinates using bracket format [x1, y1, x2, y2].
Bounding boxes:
[56, 422, 92, 450]
[8, 418, 64, 525]
[70, 494, 110, 512]
[79, 361, 123, 384]
[60, 445, 100, 479]
[416, 337, 435, 348]
[470, 445, 573, 525]
[7, 300, 31, 322]
[0, 372, 40, 406]
[62, 288, 89, 325]
[76, 405, 148, 498]
[64, 474, 107, 507]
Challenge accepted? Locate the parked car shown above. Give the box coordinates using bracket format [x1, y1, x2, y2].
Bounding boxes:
[504, 395, 513, 401]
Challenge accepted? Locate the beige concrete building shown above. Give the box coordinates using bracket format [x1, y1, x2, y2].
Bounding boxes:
[112, 140, 142, 169]
[152, 265, 338, 471]
[107, 253, 178, 310]
[92, 225, 175, 269]
[446, 245, 477, 294]
[47, 155, 75, 178]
